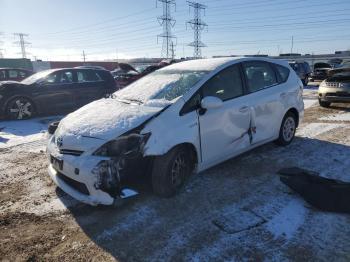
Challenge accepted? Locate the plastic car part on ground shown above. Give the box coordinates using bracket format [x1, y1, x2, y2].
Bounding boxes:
[278, 167, 350, 213]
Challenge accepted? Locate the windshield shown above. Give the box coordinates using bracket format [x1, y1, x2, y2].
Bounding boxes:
[114, 69, 208, 103]
[21, 69, 56, 85]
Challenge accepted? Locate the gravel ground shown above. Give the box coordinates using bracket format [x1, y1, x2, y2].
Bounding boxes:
[1, 88, 350, 261]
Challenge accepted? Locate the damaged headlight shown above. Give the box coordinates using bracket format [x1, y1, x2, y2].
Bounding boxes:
[93, 133, 151, 158]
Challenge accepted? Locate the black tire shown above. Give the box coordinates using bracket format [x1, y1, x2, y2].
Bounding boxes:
[318, 99, 331, 108]
[152, 146, 193, 197]
[5, 97, 36, 120]
[275, 111, 297, 146]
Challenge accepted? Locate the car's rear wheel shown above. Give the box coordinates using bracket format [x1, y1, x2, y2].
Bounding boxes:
[318, 99, 331, 108]
[152, 146, 193, 197]
[5, 97, 35, 120]
[275, 111, 297, 146]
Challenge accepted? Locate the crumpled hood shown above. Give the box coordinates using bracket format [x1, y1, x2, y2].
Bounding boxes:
[54, 98, 166, 151]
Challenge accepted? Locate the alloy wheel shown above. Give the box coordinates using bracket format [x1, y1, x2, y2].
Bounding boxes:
[8, 98, 33, 120]
[282, 116, 296, 142]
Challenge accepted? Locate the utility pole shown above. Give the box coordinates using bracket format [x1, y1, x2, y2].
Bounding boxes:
[186, 1, 207, 59]
[291, 36, 294, 54]
[14, 33, 30, 58]
[82, 50, 86, 62]
[157, 0, 176, 59]
[0, 32, 3, 58]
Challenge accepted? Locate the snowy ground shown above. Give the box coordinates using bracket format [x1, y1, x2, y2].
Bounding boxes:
[1, 85, 350, 261]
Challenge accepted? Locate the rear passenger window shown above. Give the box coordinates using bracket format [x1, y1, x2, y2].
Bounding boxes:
[242, 61, 277, 93]
[77, 70, 101, 82]
[202, 64, 243, 101]
[275, 64, 290, 83]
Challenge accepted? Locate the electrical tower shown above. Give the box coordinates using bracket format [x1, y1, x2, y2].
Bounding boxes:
[82, 50, 86, 62]
[14, 33, 30, 58]
[170, 41, 175, 59]
[157, 0, 176, 59]
[186, 1, 207, 58]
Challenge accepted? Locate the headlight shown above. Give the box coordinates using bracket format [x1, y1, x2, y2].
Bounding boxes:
[93, 133, 151, 157]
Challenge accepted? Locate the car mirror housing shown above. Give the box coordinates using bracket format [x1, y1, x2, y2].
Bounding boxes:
[201, 96, 223, 110]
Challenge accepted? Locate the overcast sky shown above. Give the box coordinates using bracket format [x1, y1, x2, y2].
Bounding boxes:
[1, 0, 350, 61]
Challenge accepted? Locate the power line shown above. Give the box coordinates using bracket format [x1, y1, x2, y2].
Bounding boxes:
[186, 1, 207, 58]
[157, 0, 177, 58]
[13, 33, 30, 58]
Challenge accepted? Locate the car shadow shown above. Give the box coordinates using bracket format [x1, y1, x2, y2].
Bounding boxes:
[328, 104, 350, 112]
[58, 136, 350, 261]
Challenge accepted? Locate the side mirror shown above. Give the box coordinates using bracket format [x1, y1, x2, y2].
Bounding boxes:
[201, 96, 223, 110]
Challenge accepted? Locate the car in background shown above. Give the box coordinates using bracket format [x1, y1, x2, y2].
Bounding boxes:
[0, 68, 116, 119]
[309, 62, 332, 82]
[0, 68, 33, 82]
[112, 63, 164, 89]
[289, 61, 311, 86]
[46, 57, 304, 205]
[318, 67, 350, 107]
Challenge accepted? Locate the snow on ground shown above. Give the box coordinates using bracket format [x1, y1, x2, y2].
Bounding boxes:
[0, 116, 61, 152]
[319, 112, 350, 121]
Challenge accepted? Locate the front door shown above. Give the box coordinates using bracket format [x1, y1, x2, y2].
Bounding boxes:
[34, 70, 76, 114]
[198, 64, 252, 165]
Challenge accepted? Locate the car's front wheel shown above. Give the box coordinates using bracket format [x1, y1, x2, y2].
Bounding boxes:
[5, 97, 35, 120]
[318, 99, 331, 108]
[152, 146, 193, 197]
[275, 111, 297, 146]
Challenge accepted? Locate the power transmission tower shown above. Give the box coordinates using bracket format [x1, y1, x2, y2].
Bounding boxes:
[14, 33, 30, 58]
[186, 1, 207, 58]
[170, 41, 175, 59]
[157, 0, 176, 59]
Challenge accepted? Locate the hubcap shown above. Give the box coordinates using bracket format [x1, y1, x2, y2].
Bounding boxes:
[282, 116, 296, 142]
[171, 153, 187, 187]
[9, 99, 32, 119]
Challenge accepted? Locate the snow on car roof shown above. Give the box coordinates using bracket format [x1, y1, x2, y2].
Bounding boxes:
[159, 57, 243, 72]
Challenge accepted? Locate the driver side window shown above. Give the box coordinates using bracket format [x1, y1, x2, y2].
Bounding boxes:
[45, 71, 73, 84]
[201, 64, 244, 101]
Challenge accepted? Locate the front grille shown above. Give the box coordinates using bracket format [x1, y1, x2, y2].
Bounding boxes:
[325, 82, 339, 88]
[56, 172, 89, 195]
[59, 149, 84, 156]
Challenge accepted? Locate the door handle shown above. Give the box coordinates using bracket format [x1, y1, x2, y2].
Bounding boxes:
[239, 106, 249, 112]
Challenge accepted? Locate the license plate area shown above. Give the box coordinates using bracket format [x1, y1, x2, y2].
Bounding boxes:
[50, 155, 63, 170]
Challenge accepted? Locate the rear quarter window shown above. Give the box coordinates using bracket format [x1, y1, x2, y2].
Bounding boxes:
[275, 64, 290, 83]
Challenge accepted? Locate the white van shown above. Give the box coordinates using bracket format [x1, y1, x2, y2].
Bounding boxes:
[47, 57, 304, 205]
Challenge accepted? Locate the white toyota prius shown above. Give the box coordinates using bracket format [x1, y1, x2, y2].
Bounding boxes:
[47, 57, 304, 206]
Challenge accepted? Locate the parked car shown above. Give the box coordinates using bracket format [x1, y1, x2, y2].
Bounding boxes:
[0, 68, 116, 119]
[0, 68, 33, 82]
[46, 57, 304, 206]
[309, 62, 332, 82]
[318, 67, 350, 107]
[112, 63, 167, 89]
[289, 61, 311, 86]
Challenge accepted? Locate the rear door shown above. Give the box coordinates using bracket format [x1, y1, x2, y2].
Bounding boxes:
[241, 60, 286, 144]
[33, 70, 76, 113]
[198, 64, 252, 165]
[74, 69, 106, 108]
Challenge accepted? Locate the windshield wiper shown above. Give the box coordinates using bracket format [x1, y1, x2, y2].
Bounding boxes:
[113, 96, 143, 105]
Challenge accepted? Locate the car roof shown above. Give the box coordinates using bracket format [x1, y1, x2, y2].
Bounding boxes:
[159, 57, 288, 72]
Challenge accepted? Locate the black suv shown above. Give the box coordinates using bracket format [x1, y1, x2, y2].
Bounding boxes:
[288, 61, 312, 86]
[0, 68, 116, 119]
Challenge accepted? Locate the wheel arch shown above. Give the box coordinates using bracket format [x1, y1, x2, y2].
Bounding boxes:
[285, 107, 299, 127]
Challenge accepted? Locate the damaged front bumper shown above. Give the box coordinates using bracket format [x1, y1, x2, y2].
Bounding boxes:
[47, 136, 139, 206]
